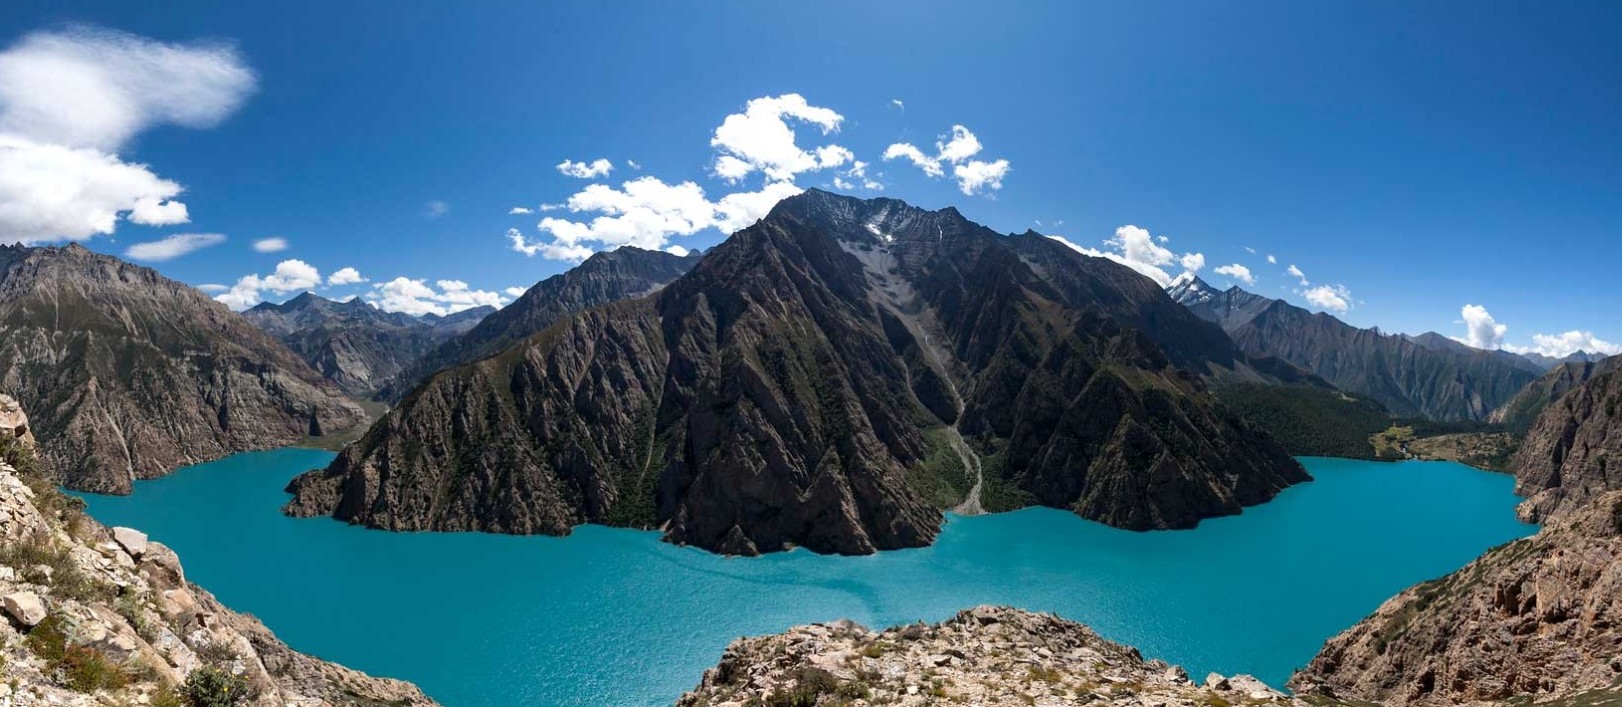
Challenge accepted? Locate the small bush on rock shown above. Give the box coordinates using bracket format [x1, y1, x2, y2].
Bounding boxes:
[181, 666, 251, 707]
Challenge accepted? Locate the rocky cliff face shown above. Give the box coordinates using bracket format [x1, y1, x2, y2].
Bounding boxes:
[1290, 490, 1622, 705]
[1490, 355, 1619, 433]
[0, 396, 435, 706]
[1512, 360, 1622, 522]
[287, 191, 1305, 555]
[0, 244, 366, 494]
[1170, 277, 1537, 420]
[243, 292, 493, 397]
[375, 246, 699, 402]
[680, 606, 1300, 707]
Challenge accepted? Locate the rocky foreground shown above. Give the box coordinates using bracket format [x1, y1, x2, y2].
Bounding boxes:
[680, 606, 1299, 707]
[0, 397, 433, 705]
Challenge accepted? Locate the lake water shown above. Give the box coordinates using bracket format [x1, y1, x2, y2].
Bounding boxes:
[74, 450, 1533, 706]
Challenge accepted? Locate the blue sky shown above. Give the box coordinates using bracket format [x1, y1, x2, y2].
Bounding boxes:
[3, 1, 1619, 355]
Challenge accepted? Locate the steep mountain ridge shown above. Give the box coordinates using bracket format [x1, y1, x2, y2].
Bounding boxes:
[286, 191, 1305, 555]
[1511, 358, 1622, 522]
[243, 292, 493, 397]
[375, 246, 700, 401]
[0, 244, 365, 493]
[1171, 276, 1537, 420]
[1489, 355, 1620, 433]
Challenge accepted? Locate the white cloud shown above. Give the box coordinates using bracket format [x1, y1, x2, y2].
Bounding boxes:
[503, 286, 528, 298]
[123, 232, 224, 261]
[327, 266, 365, 286]
[1518, 331, 1622, 358]
[510, 176, 802, 261]
[1047, 225, 1203, 287]
[252, 236, 287, 253]
[709, 94, 848, 183]
[883, 125, 1011, 195]
[1454, 305, 1507, 349]
[1213, 264, 1256, 286]
[557, 158, 613, 179]
[1286, 264, 1309, 286]
[211, 258, 321, 310]
[508, 206, 533, 215]
[1449, 304, 1620, 357]
[424, 200, 448, 218]
[891, 99, 905, 111]
[366, 277, 506, 316]
[196, 283, 227, 294]
[1302, 284, 1352, 314]
[1266, 254, 1277, 264]
[664, 244, 690, 257]
[626, 159, 641, 170]
[0, 27, 254, 243]
[539, 203, 563, 211]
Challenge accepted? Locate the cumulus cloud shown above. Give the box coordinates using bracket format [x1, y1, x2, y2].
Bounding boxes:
[891, 99, 905, 111]
[1519, 331, 1621, 358]
[1287, 264, 1309, 286]
[1213, 264, 1256, 286]
[252, 236, 286, 253]
[1302, 284, 1352, 314]
[508, 207, 533, 215]
[327, 266, 365, 286]
[366, 277, 506, 316]
[1046, 225, 1204, 287]
[883, 125, 1011, 195]
[709, 94, 849, 183]
[503, 286, 528, 298]
[1453, 304, 1508, 349]
[124, 232, 224, 261]
[1266, 254, 1277, 264]
[0, 27, 254, 243]
[556, 158, 613, 179]
[212, 259, 321, 310]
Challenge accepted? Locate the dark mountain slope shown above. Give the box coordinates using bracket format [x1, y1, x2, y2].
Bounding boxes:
[1490, 355, 1619, 433]
[1512, 358, 1622, 522]
[243, 292, 493, 397]
[375, 246, 699, 401]
[286, 191, 1306, 555]
[1171, 277, 1537, 420]
[0, 244, 365, 493]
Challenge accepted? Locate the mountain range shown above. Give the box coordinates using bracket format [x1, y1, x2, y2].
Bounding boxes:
[242, 292, 494, 398]
[1168, 274, 1539, 420]
[284, 190, 1307, 555]
[0, 244, 365, 493]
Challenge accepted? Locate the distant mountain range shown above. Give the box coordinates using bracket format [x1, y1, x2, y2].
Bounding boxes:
[243, 293, 494, 397]
[1167, 274, 1538, 420]
[0, 244, 365, 493]
[285, 191, 1307, 554]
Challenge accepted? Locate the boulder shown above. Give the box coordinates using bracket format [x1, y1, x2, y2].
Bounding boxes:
[112, 527, 148, 557]
[4, 591, 46, 626]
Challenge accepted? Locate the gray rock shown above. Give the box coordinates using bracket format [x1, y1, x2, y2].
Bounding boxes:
[112, 527, 148, 557]
[3, 591, 45, 626]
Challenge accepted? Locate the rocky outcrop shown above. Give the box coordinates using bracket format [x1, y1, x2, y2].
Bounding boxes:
[288, 191, 1306, 555]
[1491, 355, 1620, 433]
[243, 292, 494, 397]
[1170, 276, 1538, 421]
[1512, 359, 1622, 522]
[376, 245, 700, 402]
[0, 244, 366, 493]
[1290, 490, 1622, 705]
[680, 606, 1301, 707]
[0, 398, 434, 705]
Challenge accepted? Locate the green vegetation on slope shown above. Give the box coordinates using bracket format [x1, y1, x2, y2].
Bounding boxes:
[1214, 384, 1392, 459]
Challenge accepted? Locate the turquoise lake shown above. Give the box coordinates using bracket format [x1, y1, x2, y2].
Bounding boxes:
[74, 450, 1533, 706]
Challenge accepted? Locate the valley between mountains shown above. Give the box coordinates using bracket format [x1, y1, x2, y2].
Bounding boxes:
[3, 191, 1619, 706]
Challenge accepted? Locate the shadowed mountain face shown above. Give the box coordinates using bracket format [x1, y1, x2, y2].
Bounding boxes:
[1512, 357, 1622, 522]
[0, 244, 366, 494]
[243, 293, 493, 397]
[1171, 276, 1537, 421]
[374, 246, 700, 402]
[286, 191, 1306, 555]
[1490, 355, 1620, 433]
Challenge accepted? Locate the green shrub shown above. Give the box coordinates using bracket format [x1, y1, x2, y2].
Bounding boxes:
[180, 666, 251, 707]
[24, 615, 130, 693]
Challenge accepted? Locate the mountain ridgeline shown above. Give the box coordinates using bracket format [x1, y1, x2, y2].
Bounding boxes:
[243, 292, 494, 397]
[375, 246, 700, 402]
[1168, 275, 1538, 421]
[0, 244, 365, 494]
[286, 191, 1307, 555]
